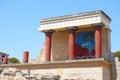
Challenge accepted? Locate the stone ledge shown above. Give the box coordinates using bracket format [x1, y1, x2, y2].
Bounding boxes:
[40, 10, 111, 24]
[0, 58, 111, 70]
[38, 10, 111, 32]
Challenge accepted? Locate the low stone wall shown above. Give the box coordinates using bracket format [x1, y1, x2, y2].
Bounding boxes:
[0, 67, 106, 80]
[0, 58, 111, 80]
[0, 68, 60, 80]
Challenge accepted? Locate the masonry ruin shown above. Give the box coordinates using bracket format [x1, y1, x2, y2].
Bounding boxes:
[0, 10, 119, 80]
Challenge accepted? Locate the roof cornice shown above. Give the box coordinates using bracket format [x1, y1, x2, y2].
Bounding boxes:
[40, 10, 111, 25]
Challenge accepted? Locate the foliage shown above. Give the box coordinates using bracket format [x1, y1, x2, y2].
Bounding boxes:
[114, 51, 120, 57]
[9, 57, 20, 63]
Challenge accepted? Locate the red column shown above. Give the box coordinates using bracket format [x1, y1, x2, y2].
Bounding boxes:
[45, 32, 53, 62]
[95, 27, 102, 58]
[3, 57, 8, 64]
[68, 28, 77, 60]
[23, 51, 29, 63]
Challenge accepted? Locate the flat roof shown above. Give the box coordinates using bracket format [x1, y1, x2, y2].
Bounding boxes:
[40, 10, 111, 25]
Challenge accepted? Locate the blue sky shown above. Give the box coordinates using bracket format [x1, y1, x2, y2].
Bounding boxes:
[0, 0, 120, 61]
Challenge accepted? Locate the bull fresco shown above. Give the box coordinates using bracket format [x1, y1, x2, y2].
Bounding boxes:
[75, 31, 95, 58]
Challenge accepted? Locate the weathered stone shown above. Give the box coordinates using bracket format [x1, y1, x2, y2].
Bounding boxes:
[0, 68, 3, 74]
[16, 71, 22, 77]
[116, 57, 120, 80]
[1, 68, 19, 77]
[40, 74, 60, 80]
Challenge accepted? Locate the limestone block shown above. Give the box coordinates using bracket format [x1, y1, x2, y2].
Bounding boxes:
[0, 68, 3, 74]
[14, 77, 25, 80]
[116, 66, 120, 71]
[21, 70, 29, 75]
[115, 57, 120, 62]
[116, 62, 120, 66]
[61, 67, 104, 80]
[15, 71, 22, 77]
[1, 68, 19, 77]
[117, 73, 120, 79]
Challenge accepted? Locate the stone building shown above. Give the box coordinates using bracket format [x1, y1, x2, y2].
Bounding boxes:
[0, 10, 119, 80]
[36, 10, 113, 80]
[37, 10, 111, 62]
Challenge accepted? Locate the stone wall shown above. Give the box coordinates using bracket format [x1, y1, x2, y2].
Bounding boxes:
[115, 57, 120, 80]
[2, 57, 120, 80]
[0, 59, 111, 80]
[0, 67, 109, 80]
[29, 44, 45, 63]
[52, 31, 69, 61]
[101, 28, 111, 61]
[0, 68, 60, 80]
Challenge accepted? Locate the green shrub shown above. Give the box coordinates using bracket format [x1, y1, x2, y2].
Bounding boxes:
[9, 57, 20, 63]
[114, 51, 120, 57]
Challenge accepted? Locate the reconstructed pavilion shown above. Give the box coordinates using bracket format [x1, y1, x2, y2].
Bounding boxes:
[36, 10, 114, 80]
[38, 10, 111, 62]
[28, 10, 114, 80]
[0, 10, 117, 80]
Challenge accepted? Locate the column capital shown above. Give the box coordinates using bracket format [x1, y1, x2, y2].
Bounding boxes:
[67, 27, 78, 32]
[93, 23, 105, 29]
[43, 30, 54, 35]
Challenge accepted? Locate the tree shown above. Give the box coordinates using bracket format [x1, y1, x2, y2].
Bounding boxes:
[114, 51, 120, 57]
[9, 57, 20, 63]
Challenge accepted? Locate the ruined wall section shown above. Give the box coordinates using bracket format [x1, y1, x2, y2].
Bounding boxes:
[0, 68, 60, 80]
[30, 31, 69, 62]
[29, 45, 45, 63]
[0, 67, 110, 80]
[103, 67, 111, 80]
[102, 28, 111, 61]
[0, 58, 112, 80]
[35, 44, 45, 63]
